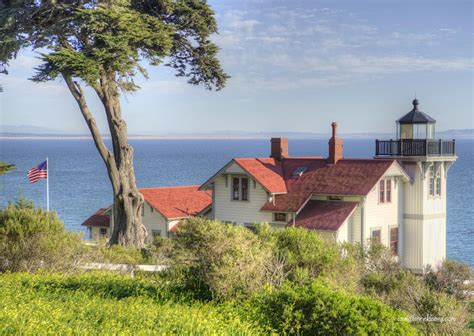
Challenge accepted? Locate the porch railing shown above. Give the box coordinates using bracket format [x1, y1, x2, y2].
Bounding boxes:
[375, 139, 456, 157]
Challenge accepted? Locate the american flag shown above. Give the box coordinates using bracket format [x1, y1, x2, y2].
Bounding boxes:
[27, 160, 48, 183]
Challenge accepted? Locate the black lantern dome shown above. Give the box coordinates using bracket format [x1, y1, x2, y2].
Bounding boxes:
[396, 98, 436, 139]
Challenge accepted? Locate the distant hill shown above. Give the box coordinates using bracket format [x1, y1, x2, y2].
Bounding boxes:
[1, 125, 472, 139]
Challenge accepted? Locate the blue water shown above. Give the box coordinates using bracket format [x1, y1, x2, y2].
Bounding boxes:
[0, 139, 472, 266]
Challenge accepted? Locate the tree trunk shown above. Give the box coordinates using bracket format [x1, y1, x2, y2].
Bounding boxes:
[109, 132, 147, 247]
[62, 74, 147, 248]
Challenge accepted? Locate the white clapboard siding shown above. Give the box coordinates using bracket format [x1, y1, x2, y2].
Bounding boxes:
[213, 175, 273, 225]
[351, 207, 362, 243]
[90, 226, 110, 240]
[364, 175, 401, 247]
[335, 218, 349, 243]
[142, 201, 168, 242]
[402, 160, 449, 272]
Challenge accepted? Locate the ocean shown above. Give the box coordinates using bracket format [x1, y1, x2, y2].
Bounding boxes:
[0, 138, 472, 266]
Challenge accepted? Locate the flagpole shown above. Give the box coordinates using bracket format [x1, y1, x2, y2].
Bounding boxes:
[46, 157, 49, 212]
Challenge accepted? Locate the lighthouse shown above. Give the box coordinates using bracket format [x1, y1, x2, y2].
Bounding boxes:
[375, 99, 457, 272]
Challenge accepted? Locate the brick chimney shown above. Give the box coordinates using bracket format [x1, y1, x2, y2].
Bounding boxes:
[328, 122, 343, 164]
[270, 137, 288, 160]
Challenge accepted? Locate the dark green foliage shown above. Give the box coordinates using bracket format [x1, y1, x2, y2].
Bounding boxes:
[0, 161, 15, 175]
[246, 281, 417, 335]
[0, 0, 228, 91]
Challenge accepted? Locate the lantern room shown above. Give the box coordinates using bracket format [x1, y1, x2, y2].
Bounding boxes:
[396, 99, 436, 140]
[375, 98, 456, 157]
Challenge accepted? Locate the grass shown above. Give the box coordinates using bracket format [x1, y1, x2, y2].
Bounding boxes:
[0, 272, 262, 335]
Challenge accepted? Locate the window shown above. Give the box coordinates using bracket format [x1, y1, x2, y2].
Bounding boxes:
[386, 179, 392, 203]
[232, 177, 249, 201]
[379, 180, 385, 203]
[435, 172, 441, 196]
[429, 165, 441, 197]
[232, 177, 240, 200]
[371, 229, 381, 244]
[241, 178, 249, 201]
[274, 213, 287, 222]
[379, 179, 392, 204]
[244, 223, 257, 232]
[100, 228, 107, 236]
[429, 165, 435, 196]
[293, 166, 307, 177]
[390, 227, 398, 256]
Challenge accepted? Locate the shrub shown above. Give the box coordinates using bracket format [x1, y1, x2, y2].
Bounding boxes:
[0, 201, 86, 272]
[255, 224, 360, 291]
[360, 256, 470, 335]
[246, 280, 417, 335]
[424, 260, 473, 299]
[170, 217, 273, 301]
[407, 287, 469, 335]
[89, 242, 147, 265]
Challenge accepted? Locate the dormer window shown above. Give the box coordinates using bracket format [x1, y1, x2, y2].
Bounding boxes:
[232, 177, 249, 201]
[293, 167, 307, 177]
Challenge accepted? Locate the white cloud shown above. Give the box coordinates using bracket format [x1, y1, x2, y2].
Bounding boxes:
[222, 10, 260, 32]
[212, 4, 471, 93]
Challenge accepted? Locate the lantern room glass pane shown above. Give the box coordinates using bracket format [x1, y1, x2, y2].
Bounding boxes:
[399, 124, 413, 139]
[427, 124, 435, 139]
[413, 124, 427, 139]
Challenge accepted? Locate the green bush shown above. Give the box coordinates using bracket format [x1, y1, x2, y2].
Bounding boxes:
[0, 272, 262, 335]
[245, 280, 417, 335]
[88, 242, 147, 265]
[0, 201, 86, 272]
[255, 224, 360, 291]
[171, 217, 273, 301]
[424, 260, 473, 299]
[359, 251, 471, 335]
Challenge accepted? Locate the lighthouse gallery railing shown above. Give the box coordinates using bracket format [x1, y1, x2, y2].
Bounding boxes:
[375, 139, 456, 156]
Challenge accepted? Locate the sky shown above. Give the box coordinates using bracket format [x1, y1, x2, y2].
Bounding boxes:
[0, 0, 473, 136]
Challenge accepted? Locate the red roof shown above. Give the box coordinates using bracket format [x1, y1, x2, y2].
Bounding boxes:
[293, 201, 358, 231]
[140, 185, 212, 220]
[234, 158, 287, 193]
[81, 208, 110, 228]
[243, 158, 398, 212]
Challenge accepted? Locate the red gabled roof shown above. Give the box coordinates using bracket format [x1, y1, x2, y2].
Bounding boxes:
[293, 200, 358, 231]
[140, 185, 212, 220]
[81, 208, 110, 228]
[234, 158, 287, 193]
[256, 158, 397, 212]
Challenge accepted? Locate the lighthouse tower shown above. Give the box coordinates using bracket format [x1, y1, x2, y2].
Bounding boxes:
[375, 99, 457, 273]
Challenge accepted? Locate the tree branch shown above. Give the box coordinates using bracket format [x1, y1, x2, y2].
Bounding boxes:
[62, 73, 120, 193]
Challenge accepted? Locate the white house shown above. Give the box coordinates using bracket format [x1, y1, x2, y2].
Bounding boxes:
[199, 99, 457, 273]
[81, 186, 212, 243]
[83, 99, 457, 273]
